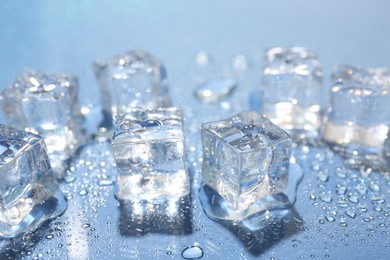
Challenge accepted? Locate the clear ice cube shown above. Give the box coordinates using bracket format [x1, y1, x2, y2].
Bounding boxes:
[0, 124, 67, 238]
[112, 107, 189, 200]
[93, 50, 172, 119]
[0, 70, 84, 175]
[322, 65, 390, 165]
[260, 47, 323, 134]
[201, 111, 292, 212]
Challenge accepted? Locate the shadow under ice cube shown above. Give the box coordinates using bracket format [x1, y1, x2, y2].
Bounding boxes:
[201, 111, 292, 215]
[322, 65, 390, 168]
[260, 47, 323, 135]
[0, 124, 67, 238]
[0, 70, 84, 176]
[112, 107, 189, 200]
[93, 50, 172, 119]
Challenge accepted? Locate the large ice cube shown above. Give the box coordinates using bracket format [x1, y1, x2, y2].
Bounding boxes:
[201, 111, 291, 212]
[0, 124, 67, 238]
[322, 65, 390, 166]
[0, 70, 84, 175]
[93, 50, 172, 119]
[112, 107, 189, 200]
[260, 47, 323, 134]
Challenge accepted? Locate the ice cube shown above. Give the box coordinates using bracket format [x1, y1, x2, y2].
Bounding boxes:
[0, 70, 85, 176]
[112, 107, 189, 200]
[260, 47, 323, 135]
[0, 124, 67, 238]
[322, 65, 390, 167]
[93, 50, 172, 119]
[201, 111, 292, 213]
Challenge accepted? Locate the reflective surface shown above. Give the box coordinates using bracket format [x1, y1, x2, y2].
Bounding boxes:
[0, 1, 390, 259]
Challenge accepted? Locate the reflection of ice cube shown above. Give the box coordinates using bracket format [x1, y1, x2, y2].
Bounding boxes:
[260, 47, 323, 134]
[322, 65, 390, 166]
[0, 70, 84, 176]
[93, 50, 172, 119]
[201, 111, 291, 212]
[112, 107, 189, 200]
[0, 124, 67, 238]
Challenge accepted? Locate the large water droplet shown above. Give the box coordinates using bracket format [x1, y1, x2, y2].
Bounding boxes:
[194, 79, 237, 104]
[181, 246, 204, 259]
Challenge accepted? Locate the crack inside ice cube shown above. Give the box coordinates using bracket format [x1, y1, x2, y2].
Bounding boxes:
[200, 111, 302, 220]
[0, 124, 67, 238]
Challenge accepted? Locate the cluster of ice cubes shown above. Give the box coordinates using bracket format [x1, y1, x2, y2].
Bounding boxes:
[258, 47, 390, 169]
[2, 45, 389, 237]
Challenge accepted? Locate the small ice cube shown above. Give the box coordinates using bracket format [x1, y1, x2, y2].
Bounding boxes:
[260, 47, 323, 134]
[201, 111, 292, 212]
[322, 65, 390, 166]
[93, 50, 172, 119]
[0, 124, 67, 238]
[112, 107, 189, 200]
[0, 70, 85, 176]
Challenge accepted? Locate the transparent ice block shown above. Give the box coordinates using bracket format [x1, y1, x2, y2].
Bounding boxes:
[0, 124, 67, 238]
[0, 70, 85, 176]
[93, 50, 172, 119]
[112, 107, 189, 200]
[322, 65, 390, 166]
[260, 47, 323, 134]
[201, 111, 292, 213]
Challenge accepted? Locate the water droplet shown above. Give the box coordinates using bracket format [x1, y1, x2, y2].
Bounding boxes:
[98, 179, 113, 186]
[317, 172, 329, 182]
[195, 51, 210, 66]
[82, 223, 90, 228]
[181, 246, 204, 259]
[368, 181, 381, 192]
[345, 210, 356, 218]
[320, 194, 332, 203]
[78, 189, 88, 196]
[336, 185, 347, 195]
[232, 55, 247, 71]
[335, 167, 347, 178]
[371, 196, 385, 204]
[325, 216, 335, 222]
[64, 175, 76, 183]
[348, 195, 359, 204]
[194, 79, 237, 104]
